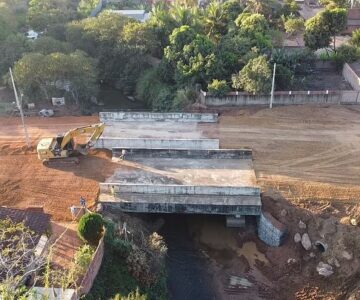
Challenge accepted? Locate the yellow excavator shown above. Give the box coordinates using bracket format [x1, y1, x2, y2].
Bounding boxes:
[37, 123, 105, 165]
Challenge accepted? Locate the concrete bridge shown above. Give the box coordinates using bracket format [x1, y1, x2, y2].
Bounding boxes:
[99, 148, 261, 226]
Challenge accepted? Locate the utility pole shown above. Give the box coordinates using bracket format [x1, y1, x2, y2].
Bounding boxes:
[9, 68, 31, 148]
[270, 63, 276, 109]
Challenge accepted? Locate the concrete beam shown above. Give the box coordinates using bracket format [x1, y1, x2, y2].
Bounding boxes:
[99, 184, 260, 196]
[99, 112, 218, 123]
[112, 148, 253, 159]
[96, 138, 220, 150]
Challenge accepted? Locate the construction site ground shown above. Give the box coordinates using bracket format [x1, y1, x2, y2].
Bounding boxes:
[1, 104, 360, 298]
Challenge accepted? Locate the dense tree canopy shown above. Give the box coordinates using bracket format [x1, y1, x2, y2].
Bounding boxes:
[13, 51, 97, 103]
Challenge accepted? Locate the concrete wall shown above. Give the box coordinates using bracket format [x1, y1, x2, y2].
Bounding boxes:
[100, 183, 261, 196]
[99, 112, 218, 123]
[102, 202, 261, 215]
[200, 90, 360, 107]
[343, 63, 360, 91]
[79, 235, 104, 295]
[258, 212, 287, 247]
[112, 148, 253, 159]
[96, 138, 220, 150]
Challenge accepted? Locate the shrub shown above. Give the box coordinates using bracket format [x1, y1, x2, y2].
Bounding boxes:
[284, 17, 304, 36]
[232, 55, 272, 94]
[75, 244, 95, 273]
[78, 213, 104, 245]
[351, 28, 360, 47]
[207, 79, 230, 96]
[113, 288, 147, 300]
[275, 64, 294, 90]
[172, 88, 197, 111]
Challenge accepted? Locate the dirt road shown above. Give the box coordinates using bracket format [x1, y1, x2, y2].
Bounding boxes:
[1, 105, 360, 220]
[204, 105, 360, 209]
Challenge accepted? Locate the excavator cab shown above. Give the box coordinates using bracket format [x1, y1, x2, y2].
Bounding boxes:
[37, 123, 105, 164]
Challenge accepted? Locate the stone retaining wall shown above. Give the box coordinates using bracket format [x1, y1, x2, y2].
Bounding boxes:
[258, 212, 287, 247]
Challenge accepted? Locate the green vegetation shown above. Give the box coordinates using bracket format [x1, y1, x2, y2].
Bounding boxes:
[0, 0, 357, 108]
[78, 213, 104, 245]
[208, 79, 230, 96]
[85, 219, 167, 300]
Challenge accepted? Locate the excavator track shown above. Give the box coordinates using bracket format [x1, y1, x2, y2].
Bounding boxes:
[43, 157, 79, 167]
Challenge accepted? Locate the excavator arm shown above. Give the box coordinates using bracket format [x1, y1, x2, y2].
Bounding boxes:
[60, 123, 105, 152]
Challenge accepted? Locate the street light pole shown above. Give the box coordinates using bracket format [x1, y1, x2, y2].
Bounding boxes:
[270, 63, 276, 109]
[9, 68, 31, 148]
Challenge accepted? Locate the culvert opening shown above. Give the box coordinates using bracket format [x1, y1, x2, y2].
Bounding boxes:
[315, 241, 327, 253]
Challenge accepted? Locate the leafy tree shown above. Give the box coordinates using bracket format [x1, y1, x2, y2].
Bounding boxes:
[122, 21, 159, 55]
[304, 14, 332, 50]
[284, 17, 304, 36]
[78, 213, 104, 245]
[321, 8, 347, 50]
[304, 8, 347, 51]
[281, 0, 301, 17]
[208, 79, 230, 96]
[236, 13, 269, 33]
[0, 34, 30, 77]
[78, 0, 99, 17]
[31, 36, 73, 54]
[203, 1, 228, 41]
[245, 0, 281, 18]
[319, 0, 348, 8]
[0, 1, 23, 41]
[28, 0, 79, 31]
[232, 55, 271, 94]
[13, 51, 98, 104]
[222, 0, 244, 25]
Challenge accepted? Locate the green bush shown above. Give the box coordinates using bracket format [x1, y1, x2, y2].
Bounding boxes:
[351, 28, 360, 47]
[75, 244, 95, 273]
[275, 64, 294, 90]
[172, 88, 197, 111]
[207, 79, 230, 96]
[78, 213, 104, 245]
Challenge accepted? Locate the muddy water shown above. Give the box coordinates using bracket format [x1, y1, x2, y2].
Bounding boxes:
[159, 215, 218, 300]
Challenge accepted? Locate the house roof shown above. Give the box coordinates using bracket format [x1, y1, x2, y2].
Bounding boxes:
[0, 207, 51, 241]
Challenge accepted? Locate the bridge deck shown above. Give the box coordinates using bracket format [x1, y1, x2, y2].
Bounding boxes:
[99, 150, 261, 215]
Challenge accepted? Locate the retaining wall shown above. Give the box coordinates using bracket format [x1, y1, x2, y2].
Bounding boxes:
[99, 112, 218, 123]
[343, 63, 360, 91]
[79, 235, 105, 295]
[96, 138, 220, 150]
[258, 212, 287, 247]
[200, 90, 360, 107]
[112, 148, 252, 159]
[100, 183, 260, 196]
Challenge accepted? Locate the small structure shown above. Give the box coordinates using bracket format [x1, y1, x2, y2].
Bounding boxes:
[26, 30, 39, 40]
[111, 10, 151, 22]
[344, 8, 360, 34]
